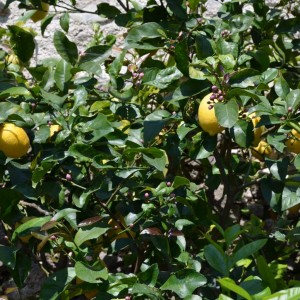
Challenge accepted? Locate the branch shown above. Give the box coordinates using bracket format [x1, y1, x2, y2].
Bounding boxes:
[19, 200, 50, 216]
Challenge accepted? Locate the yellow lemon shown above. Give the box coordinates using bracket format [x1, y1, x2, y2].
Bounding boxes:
[0, 123, 30, 158]
[30, 2, 49, 22]
[5, 53, 20, 65]
[285, 129, 300, 154]
[249, 113, 265, 146]
[49, 124, 61, 137]
[251, 140, 274, 161]
[118, 120, 130, 134]
[198, 93, 224, 136]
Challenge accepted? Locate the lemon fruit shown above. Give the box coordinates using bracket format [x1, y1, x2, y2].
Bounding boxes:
[198, 93, 224, 136]
[6, 53, 20, 65]
[30, 2, 49, 22]
[251, 140, 274, 161]
[249, 113, 265, 146]
[118, 120, 130, 134]
[285, 129, 300, 154]
[49, 124, 61, 138]
[0, 123, 30, 158]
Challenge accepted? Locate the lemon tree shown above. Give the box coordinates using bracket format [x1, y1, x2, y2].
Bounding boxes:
[0, 0, 300, 299]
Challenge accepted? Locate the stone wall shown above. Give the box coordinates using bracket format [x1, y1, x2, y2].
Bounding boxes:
[0, 0, 221, 64]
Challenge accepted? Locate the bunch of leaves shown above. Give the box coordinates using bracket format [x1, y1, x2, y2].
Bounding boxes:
[0, 0, 300, 299]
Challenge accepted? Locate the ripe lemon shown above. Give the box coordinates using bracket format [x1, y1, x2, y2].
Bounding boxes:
[285, 129, 300, 154]
[118, 120, 130, 134]
[6, 53, 20, 65]
[0, 123, 30, 158]
[198, 93, 224, 136]
[251, 140, 274, 161]
[30, 2, 49, 22]
[49, 124, 61, 137]
[249, 113, 265, 146]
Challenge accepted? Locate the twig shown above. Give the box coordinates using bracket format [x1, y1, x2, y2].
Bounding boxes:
[19, 200, 50, 215]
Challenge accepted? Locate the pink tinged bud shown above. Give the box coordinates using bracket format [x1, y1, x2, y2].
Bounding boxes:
[211, 85, 218, 92]
[66, 173, 72, 181]
[144, 192, 150, 198]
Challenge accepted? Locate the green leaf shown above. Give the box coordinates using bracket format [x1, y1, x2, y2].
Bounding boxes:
[97, 3, 121, 18]
[230, 239, 267, 267]
[79, 45, 112, 76]
[188, 0, 201, 10]
[276, 17, 300, 34]
[224, 224, 242, 247]
[166, 0, 187, 20]
[142, 149, 167, 172]
[12, 216, 52, 241]
[218, 278, 252, 300]
[74, 227, 108, 247]
[195, 34, 213, 59]
[175, 37, 189, 76]
[0, 245, 17, 268]
[40, 268, 76, 300]
[204, 244, 229, 276]
[196, 133, 217, 159]
[8, 25, 35, 63]
[70, 85, 88, 115]
[281, 187, 300, 211]
[177, 123, 197, 140]
[274, 75, 290, 98]
[53, 30, 78, 64]
[251, 50, 270, 71]
[41, 15, 55, 37]
[226, 88, 260, 102]
[40, 89, 67, 108]
[81, 113, 114, 143]
[215, 99, 239, 128]
[216, 39, 238, 57]
[52, 208, 79, 230]
[59, 12, 70, 32]
[125, 22, 165, 50]
[0, 87, 32, 98]
[144, 120, 169, 144]
[160, 269, 206, 298]
[75, 261, 108, 283]
[145, 66, 182, 89]
[172, 79, 211, 102]
[54, 59, 72, 91]
[286, 89, 300, 111]
[266, 157, 289, 181]
[0, 188, 22, 219]
[132, 283, 163, 299]
[256, 255, 277, 293]
[12, 251, 31, 288]
[138, 264, 159, 287]
[263, 287, 300, 300]
[230, 119, 253, 148]
[173, 176, 190, 189]
[260, 178, 283, 212]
